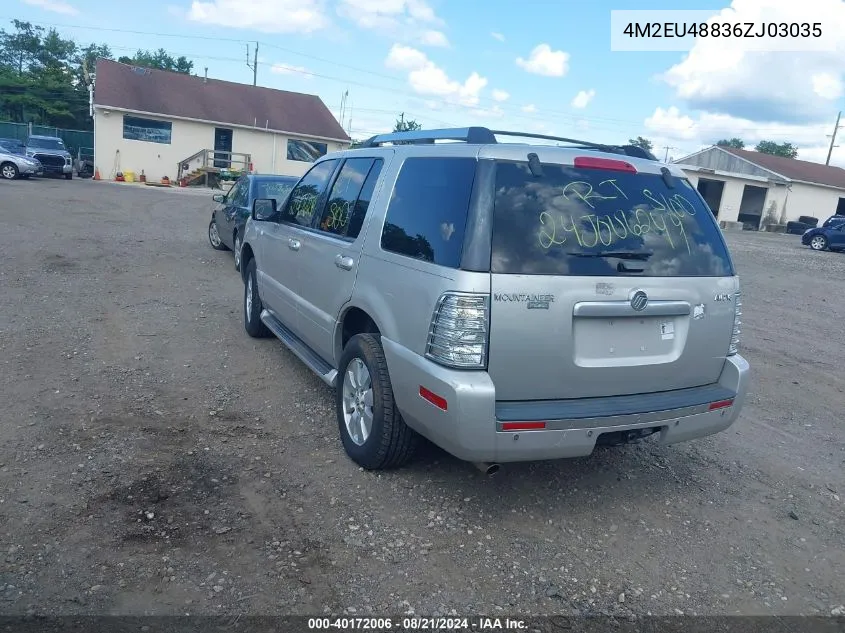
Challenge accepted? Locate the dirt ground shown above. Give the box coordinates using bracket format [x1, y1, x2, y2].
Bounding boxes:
[0, 178, 843, 619]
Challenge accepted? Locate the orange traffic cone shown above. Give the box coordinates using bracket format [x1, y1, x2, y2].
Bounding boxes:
[93, 168, 100, 180]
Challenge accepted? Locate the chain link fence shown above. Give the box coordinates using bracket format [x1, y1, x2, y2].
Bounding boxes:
[0, 121, 94, 158]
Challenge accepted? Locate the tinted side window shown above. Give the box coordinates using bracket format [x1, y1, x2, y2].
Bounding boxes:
[380, 157, 476, 267]
[231, 179, 249, 207]
[317, 158, 383, 240]
[280, 159, 339, 227]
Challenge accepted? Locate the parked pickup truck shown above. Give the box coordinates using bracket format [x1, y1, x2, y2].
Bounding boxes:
[26, 135, 73, 179]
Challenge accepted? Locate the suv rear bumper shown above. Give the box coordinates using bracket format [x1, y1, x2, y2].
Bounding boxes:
[382, 338, 749, 463]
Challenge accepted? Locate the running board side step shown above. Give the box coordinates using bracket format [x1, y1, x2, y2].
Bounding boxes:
[260, 309, 338, 388]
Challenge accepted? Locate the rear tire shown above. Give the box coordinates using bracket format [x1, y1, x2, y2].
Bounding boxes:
[1, 162, 18, 180]
[810, 235, 828, 251]
[243, 259, 271, 338]
[65, 173, 73, 180]
[336, 334, 419, 470]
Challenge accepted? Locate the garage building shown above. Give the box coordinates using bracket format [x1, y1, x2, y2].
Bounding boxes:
[92, 58, 350, 183]
[674, 146, 845, 229]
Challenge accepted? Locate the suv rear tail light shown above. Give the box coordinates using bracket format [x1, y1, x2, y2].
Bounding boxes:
[573, 156, 637, 173]
[425, 292, 489, 369]
[728, 288, 741, 356]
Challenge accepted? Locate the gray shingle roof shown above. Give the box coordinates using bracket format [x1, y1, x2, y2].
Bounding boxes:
[94, 58, 349, 142]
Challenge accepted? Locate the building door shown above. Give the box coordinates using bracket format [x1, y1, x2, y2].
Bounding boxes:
[836, 197, 845, 216]
[213, 128, 233, 169]
[737, 184, 767, 230]
[696, 178, 725, 217]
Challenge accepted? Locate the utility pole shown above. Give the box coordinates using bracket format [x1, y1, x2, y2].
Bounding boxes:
[661, 145, 677, 162]
[339, 90, 348, 127]
[246, 42, 258, 86]
[825, 110, 842, 166]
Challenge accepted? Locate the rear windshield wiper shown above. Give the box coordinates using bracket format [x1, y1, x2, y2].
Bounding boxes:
[567, 251, 653, 261]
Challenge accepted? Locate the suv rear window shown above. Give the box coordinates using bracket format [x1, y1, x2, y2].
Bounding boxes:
[491, 160, 734, 277]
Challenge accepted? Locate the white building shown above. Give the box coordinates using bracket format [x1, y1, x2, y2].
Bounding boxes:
[92, 59, 350, 183]
[675, 146, 845, 229]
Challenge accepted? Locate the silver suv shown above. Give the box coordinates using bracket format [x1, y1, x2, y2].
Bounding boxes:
[239, 127, 749, 473]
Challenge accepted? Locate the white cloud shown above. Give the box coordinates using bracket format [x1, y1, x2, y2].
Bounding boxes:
[491, 32, 505, 42]
[659, 0, 845, 122]
[188, 0, 328, 33]
[811, 72, 843, 100]
[521, 104, 537, 113]
[515, 43, 569, 77]
[571, 89, 595, 109]
[337, 0, 440, 30]
[645, 105, 845, 167]
[419, 30, 449, 47]
[492, 89, 510, 102]
[385, 44, 428, 71]
[384, 44, 487, 106]
[271, 63, 314, 79]
[21, 0, 78, 14]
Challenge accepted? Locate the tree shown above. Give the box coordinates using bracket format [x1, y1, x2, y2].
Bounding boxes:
[0, 20, 84, 126]
[118, 48, 194, 74]
[393, 113, 421, 133]
[627, 136, 653, 151]
[0, 20, 43, 76]
[0, 19, 194, 130]
[755, 140, 798, 159]
[716, 138, 745, 149]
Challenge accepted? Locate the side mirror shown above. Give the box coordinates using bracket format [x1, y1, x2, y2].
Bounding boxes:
[212, 193, 225, 203]
[252, 198, 277, 221]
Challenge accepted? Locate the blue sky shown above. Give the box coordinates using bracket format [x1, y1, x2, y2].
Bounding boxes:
[9, 0, 845, 165]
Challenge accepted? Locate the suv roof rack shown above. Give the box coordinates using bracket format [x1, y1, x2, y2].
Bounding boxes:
[358, 126, 658, 160]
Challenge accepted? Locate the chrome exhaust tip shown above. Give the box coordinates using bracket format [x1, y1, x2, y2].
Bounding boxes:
[473, 462, 500, 476]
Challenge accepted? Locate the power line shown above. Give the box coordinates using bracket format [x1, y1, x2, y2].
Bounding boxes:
[3, 17, 837, 141]
[659, 145, 678, 161]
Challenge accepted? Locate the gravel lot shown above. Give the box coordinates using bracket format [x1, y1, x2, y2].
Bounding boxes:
[0, 178, 843, 619]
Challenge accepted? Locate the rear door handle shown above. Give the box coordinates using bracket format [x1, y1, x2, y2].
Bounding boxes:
[335, 254, 354, 270]
[288, 238, 300, 251]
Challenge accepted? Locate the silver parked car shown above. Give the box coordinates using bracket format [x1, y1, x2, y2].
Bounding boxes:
[239, 127, 749, 473]
[0, 148, 43, 180]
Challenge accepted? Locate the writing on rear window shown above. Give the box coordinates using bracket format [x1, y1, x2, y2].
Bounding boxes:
[490, 160, 734, 277]
[538, 178, 699, 254]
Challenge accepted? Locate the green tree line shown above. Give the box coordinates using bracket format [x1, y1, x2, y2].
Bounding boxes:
[0, 19, 194, 131]
[629, 135, 799, 159]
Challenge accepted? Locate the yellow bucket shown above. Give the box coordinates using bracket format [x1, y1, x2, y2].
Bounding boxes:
[123, 170, 135, 183]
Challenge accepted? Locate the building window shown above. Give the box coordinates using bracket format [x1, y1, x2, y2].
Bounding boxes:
[287, 139, 327, 162]
[122, 116, 172, 144]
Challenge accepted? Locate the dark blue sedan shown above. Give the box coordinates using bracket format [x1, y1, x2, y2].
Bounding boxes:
[802, 215, 845, 252]
[208, 174, 299, 271]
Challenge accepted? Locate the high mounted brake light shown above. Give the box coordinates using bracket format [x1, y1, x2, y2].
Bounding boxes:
[573, 156, 637, 173]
